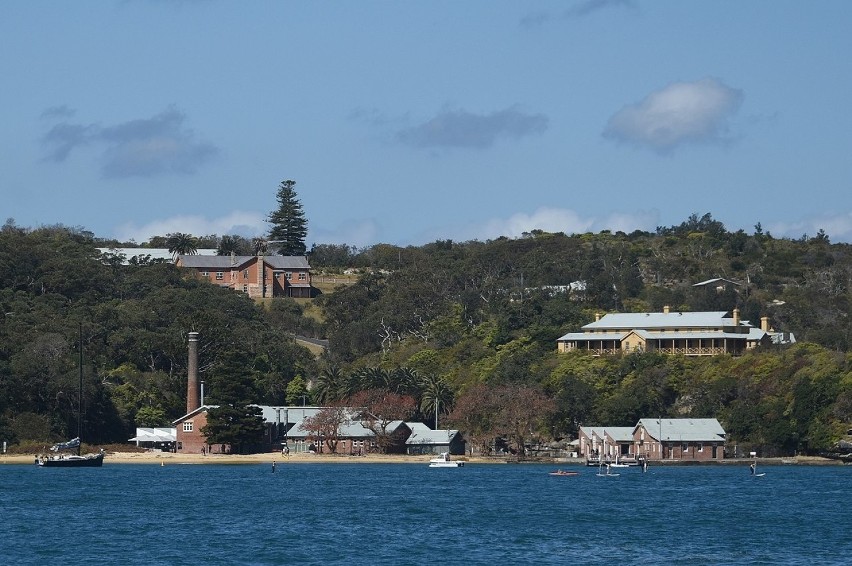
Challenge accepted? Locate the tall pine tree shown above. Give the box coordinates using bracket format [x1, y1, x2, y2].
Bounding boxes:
[267, 179, 308, 256]
[201, 349, 265, 454]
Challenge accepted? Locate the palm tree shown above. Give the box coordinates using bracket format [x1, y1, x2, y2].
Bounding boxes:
[314, 365, 345, 404]
[217, 234, 251, 256]
[419, 375, 454, 429]
[166, 232, 198, 257]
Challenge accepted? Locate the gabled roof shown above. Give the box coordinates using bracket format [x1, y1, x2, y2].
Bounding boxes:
[635, 418, 726, 442]
[578, 426, 633, 442]
[405, 428, 461, 446]
[176, 255, 310, 270]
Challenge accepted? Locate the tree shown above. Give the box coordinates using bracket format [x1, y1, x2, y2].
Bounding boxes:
[419, 374, 454, 428]
[286, 374, 309, 406]
[267, 179, 307, 256]
[166, 233, 199, 257]
[201, 349, 265, 454]
[217, 235, 253, 256]
[135, 406, 168, 427]
[348, 389, 416, 453]
[302, 404, 351, 454]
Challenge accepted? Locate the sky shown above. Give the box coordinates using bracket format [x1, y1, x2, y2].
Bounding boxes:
[3, 1, 852, 248]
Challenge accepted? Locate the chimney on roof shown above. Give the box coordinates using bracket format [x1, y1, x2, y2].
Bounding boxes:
[230, 251, 236, 267]
[187, 332, 200, 413]
[733, 308, 740, 326]
[663, 305, 670, 314]
[761, 316, 769, 332]
[594, 312, 601, 322]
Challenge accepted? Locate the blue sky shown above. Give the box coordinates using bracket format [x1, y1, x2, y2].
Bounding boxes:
[3, 1, 852, 247]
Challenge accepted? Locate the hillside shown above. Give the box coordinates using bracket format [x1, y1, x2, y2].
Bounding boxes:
[0, 215, 850, 456]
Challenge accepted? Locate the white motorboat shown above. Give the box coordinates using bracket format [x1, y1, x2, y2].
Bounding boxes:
[429, 452, 464, 467]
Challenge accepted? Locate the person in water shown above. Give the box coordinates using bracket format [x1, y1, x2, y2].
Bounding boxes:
[749, 463, 755, 475]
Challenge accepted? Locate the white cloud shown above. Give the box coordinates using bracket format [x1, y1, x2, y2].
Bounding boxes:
[603, 78, 744, 153]
[114, 211, 267, 243]
[309, 219, 383, 249]
[429, 207, 660, 242]
[766, 212, 852, 242]
[113, 212, 384, 249]
[396, 105, 548, 149]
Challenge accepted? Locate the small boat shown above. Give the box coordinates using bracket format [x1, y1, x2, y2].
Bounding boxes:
[429, 452, 464, 467]
[549, 469, 579, 476]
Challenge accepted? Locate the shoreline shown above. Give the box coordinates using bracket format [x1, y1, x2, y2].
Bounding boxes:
[0, 451, 844, 466]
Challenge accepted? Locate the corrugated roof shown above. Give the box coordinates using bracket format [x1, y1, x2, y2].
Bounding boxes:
[584, 311, 732, 330]
[406, 428, 460, 445]
[558, 332, 626, 341]
[636, 418, 726, 442]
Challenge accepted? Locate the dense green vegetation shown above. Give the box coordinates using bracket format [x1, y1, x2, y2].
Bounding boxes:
[1, 214, 851, 456]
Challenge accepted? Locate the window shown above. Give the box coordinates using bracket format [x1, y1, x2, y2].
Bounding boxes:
[201, 271, 209, 277]
[244, 269, 249, 279]
[183, 421, 193, 432]
[698, 443, 704, 452]
[298, 272, 307, 281]
[215, 272, 224, 280]
[284, 272, 292, 280]
[242, 285, 248, 293]
[681, 443, 688, 454]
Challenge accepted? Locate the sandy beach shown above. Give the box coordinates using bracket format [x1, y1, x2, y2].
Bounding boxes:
[0, 450, 491, 466]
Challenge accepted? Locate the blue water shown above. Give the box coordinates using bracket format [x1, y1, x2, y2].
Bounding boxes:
[2, 462, 850, 565]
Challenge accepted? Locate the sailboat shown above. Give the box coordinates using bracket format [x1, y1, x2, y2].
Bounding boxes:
[37, 326, 104, 468]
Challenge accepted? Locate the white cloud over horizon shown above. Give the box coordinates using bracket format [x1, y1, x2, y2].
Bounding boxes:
[109, 207, 852, 248]
[766, 212, 852, 243]
[603, 78, 744, 153]
[428, 207, 661, 243]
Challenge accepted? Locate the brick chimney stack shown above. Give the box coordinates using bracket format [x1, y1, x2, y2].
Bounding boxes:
[187, 332, 200, 413]
[761, 316, 769, 332]
[733, 308, 740, 327]
[663, 305, 670, 314]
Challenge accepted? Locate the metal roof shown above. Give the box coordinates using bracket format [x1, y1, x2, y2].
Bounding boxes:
[558, 332, 626, 341]
[406, 428, 460, 446]
[177, 255, 310, 269]
[635, 418, 726, 442]
[583, 311, 733, 330]
[579, 426, 634, 442]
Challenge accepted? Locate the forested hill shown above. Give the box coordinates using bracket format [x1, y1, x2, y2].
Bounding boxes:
[1, 215, 851, 456]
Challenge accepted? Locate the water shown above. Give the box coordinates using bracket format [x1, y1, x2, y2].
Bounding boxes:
[2, 462, 850, 565]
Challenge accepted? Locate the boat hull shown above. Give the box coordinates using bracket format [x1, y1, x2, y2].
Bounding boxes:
[429, 461, 464, 467]
[37, 453, 105, 468]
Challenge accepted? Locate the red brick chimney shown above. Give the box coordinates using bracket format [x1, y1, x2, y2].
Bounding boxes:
[187, 332, 200, 413]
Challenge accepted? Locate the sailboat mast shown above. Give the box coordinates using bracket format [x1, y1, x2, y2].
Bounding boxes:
[78, 323, 83, 456]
